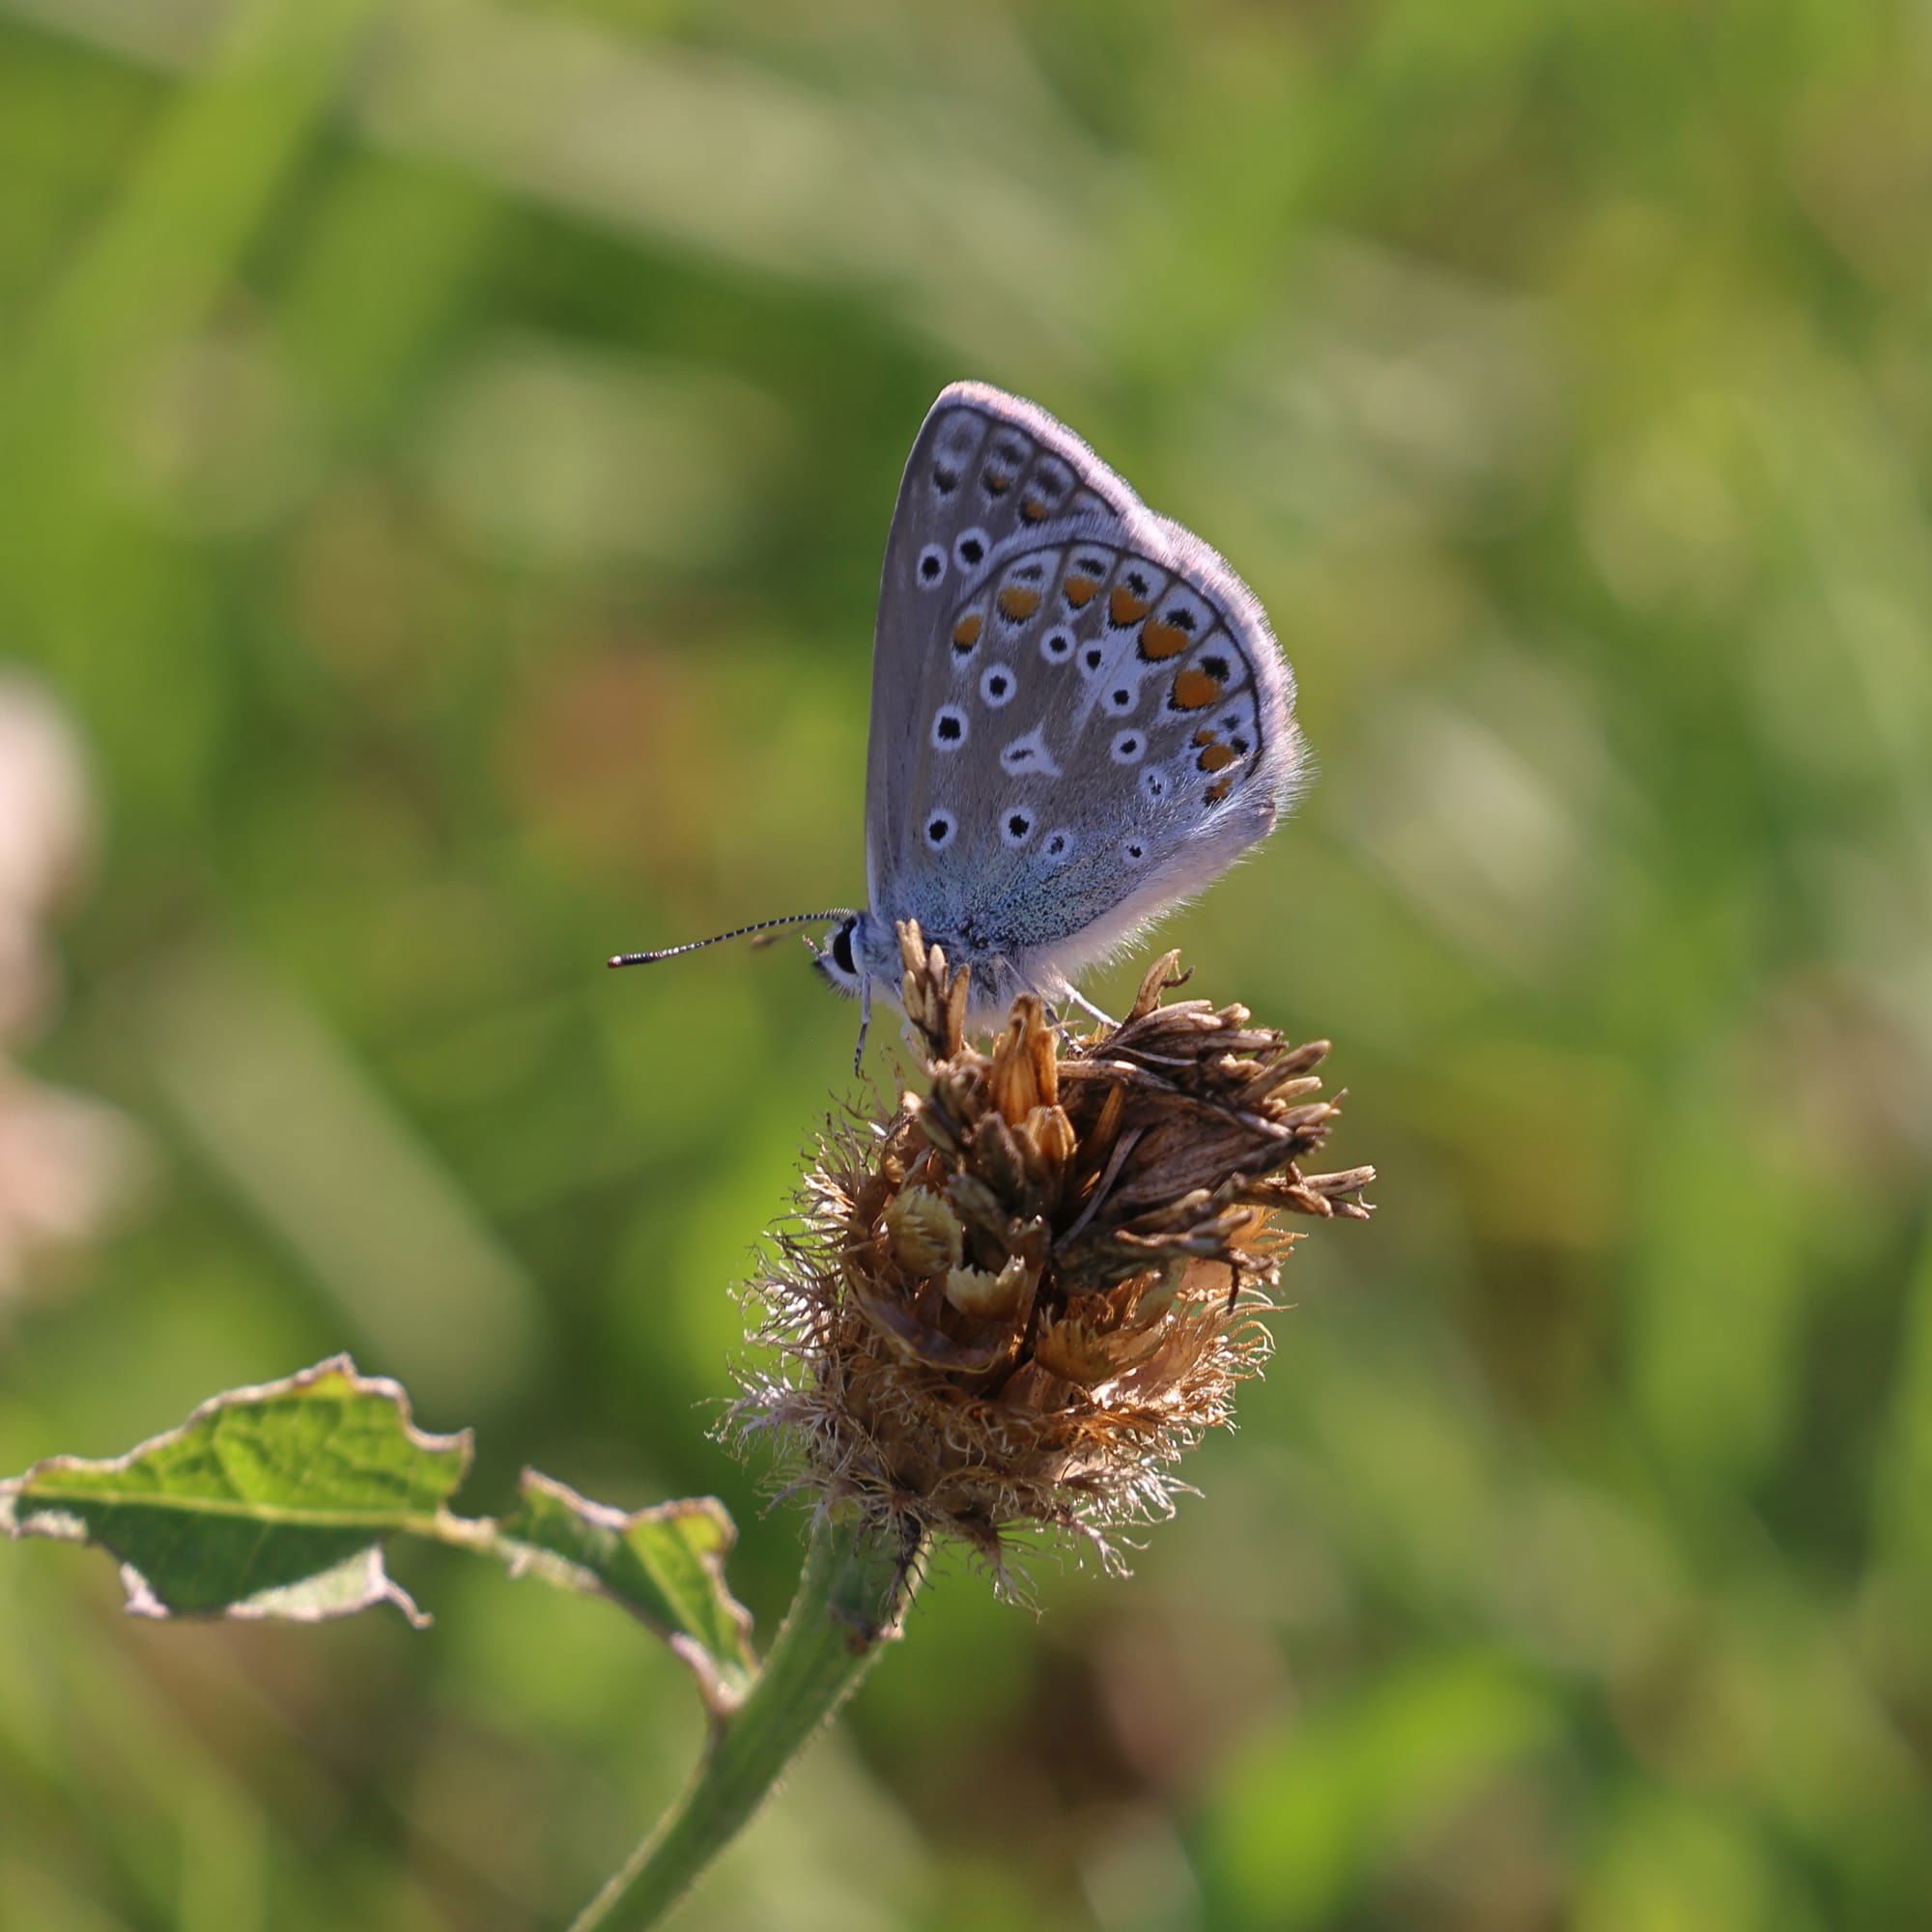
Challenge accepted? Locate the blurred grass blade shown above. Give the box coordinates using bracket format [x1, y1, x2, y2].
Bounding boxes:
[493, 1472, 756, 1717]
[0, 1356, 469, 1627]
[3, 0, 1103, 362]
[143, 942, 547, 1412]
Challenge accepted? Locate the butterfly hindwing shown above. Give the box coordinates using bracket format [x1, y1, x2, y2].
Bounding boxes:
[897, 520, 1299, 973]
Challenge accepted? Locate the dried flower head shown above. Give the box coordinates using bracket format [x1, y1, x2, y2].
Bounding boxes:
[731, 923, 1375, 1580]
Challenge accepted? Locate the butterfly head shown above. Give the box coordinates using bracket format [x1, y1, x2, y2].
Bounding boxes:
[812, 910, 902, 1005]
[813, 913, 864, 999]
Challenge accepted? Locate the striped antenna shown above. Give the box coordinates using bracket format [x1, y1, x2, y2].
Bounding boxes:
[609, 910, 854, 969]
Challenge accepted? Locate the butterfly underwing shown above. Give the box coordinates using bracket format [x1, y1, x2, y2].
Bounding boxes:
[815, 383, 1303, 1043]
[613, 383, 1304, 1065]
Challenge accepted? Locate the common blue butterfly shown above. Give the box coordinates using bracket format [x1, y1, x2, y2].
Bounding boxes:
[613, 384, 1303, 1064]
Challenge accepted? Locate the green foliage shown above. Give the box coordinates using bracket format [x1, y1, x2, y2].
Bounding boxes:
[496, 1472, 756, 1713]
[2, 1359, 756, 1714]
[2, 1355, 469, 1622]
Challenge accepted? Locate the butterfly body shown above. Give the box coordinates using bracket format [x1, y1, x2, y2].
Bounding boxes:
[814, 384, 1303, 1034]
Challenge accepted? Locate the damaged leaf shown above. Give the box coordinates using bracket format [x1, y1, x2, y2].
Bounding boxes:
[0, 1355, 468, 1625]
[2, 1357, 761, 1714]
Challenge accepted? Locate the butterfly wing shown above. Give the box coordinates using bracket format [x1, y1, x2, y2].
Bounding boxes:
[867, 385, 1302, 997]
[867, 384, 1141, 911]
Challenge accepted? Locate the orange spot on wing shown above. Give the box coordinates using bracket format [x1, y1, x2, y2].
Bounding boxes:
[997, 585, 1042, 622]
[952, 613, 982, 648]
[1197, 742, 1238, 772]
[1206, 778, 1234, 804]
[1021, 496, 1048, 522]
[1171, 668, 1223, 709]
[1110, 584, 1151, 627]
[1064, 575, 1099, 608]
[984, 470, 1011, 496]
[1192, 727, 1216, 746]
[1139, 617, 1189, 659]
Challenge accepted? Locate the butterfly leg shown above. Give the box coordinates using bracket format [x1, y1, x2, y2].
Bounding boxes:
[852, 975, 873, 1074]
[1062, 983, 1118, 1031]
[1008, 958, 1114, 1040]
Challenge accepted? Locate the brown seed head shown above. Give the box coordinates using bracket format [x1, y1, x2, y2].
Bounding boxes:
[729, 923, 1376, 1583]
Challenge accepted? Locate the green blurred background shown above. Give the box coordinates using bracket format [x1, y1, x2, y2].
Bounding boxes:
[3, 2, 1930, 1926]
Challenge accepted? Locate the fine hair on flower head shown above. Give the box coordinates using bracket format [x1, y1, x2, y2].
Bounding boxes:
[728, 922, 1374, 1587]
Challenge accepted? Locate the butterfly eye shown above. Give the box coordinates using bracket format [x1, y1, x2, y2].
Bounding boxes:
[916, 545, 947, 587]
[1109, 570, 1155, 629]
[1110, 730, 1144, 764]
[831, 922, 857, 975]
[933, 411, 980, 465]
[998, 726, 1060, 778]
[1020, 466, 1067, 523]
[924, 811, 957, 851]
[979, 665, 1016, 708]
[931, 705, 969, 750]
[982, 442, 1024, 500]
[996, 582, 1043, 626]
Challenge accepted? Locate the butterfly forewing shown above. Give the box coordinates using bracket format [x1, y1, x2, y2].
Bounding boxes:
[867, 384, 1301, 988]
[867, 385, 1140, 908]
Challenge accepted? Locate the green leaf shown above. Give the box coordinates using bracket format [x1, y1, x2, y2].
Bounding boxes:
[3, 1358, 764, 1716]
[493, 1471, 757, 1715]
[0, 1356, 469, 1625]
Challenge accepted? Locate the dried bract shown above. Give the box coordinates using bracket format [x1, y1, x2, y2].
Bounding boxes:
[730, 923, 1375, 1580]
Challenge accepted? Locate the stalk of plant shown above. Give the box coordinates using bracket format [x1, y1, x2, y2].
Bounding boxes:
[572, 923, 1375, 1928]
[2, 918, 1371, 1931]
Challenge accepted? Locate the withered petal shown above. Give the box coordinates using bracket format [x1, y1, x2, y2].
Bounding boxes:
[945, 1253, 1034, 1321]
[849, 1274, 1012, 1372]
[884, 1184, 964, 1275]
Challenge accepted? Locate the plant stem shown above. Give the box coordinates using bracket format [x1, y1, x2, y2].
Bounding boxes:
[567, 1510, 923, 1932]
